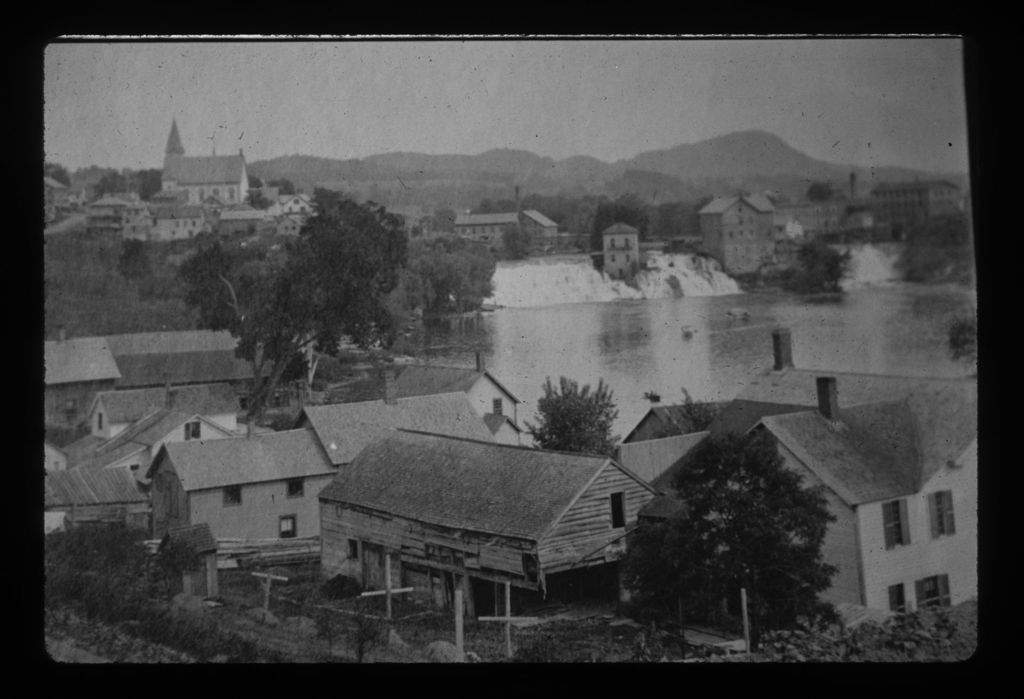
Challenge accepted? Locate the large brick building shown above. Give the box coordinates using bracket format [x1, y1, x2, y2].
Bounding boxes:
[699, 193, 776, 275]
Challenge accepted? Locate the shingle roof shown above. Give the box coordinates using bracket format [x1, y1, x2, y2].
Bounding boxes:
[150, 205, 205, 220]
[602, 223, 639, 236]
[522, 210, 557, 228]
[217, 209, 268, 221]
[625, 403, 728, 441]
[391, 365, 521, 404]
[105, 330, 239, 355]
[319, 430, 616, 540]
[45, 466, 148, 507]
[153, 428, 332, 491]
[163, 154, 245, 185]
[44, 337, 122, 385]
[455, 212, 520, 227]
[708, 400, 809, 435]
[699, 194, 775, 215]
[299, 393, 495, 466]
[93, 383, 239, 425]
[112, 350, 257, 388]
[162, 523, 217, 553]
[44, 176, 67, 189]
[483, 413, 523, 435]
[647, 432, 711, 492]
[760, 402, 922, 505]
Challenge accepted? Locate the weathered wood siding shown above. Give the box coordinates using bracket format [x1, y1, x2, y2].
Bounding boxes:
[320, 502, 538, 592]
[151, 466, 189, 538]
[538, 462, 656, 573]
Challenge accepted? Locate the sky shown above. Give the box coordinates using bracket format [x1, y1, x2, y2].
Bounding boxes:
[43, 38, 970, 174]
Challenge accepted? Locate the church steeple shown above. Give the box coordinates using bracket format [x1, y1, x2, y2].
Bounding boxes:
[165, 119, 185, 157]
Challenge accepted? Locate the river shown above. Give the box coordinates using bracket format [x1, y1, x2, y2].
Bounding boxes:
[418, 249, 976, 438]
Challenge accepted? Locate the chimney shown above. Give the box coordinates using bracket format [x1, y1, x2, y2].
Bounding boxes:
[771, 328, 793, 370]
[57, 325, 66, 343]
[383, 369, 397, 405]
[816, 376, 839, 421]
[475, 351, 485, 373]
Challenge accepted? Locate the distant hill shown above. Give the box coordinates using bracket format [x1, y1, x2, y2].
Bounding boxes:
[248, 130, 968, 210]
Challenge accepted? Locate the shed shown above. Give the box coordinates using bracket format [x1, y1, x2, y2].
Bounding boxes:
[160, 523, 219, 598]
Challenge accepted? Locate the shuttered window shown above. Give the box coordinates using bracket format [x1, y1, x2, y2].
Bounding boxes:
[882, 499, 910, 549]
[610, 492, 626, 529]
[492, 398, 503, 416]
[888, 583, 906, 613]
[929, 491, 956, 538]
[915, 574, 951, 608]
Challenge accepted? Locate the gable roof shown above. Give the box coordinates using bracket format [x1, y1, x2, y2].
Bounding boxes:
[455, 212, 520, 227]
[45, 466, 148, 507]
[217, 208, 268, 221]
[163, 154, 245, 185]
[392, 364, 521, 404]
[602, 223, 639, 236]
[162, 523, 217, 554]
[699, 194, 775, 215]
[624, 403, 727, 442]
[111, 350, 257, 388]
[44, 176, 68, 190]
[299, 392, 495, 466]
[92, 383, 239, 424]
[105, 330, 238, 355]
[151, 428, 332, 490]
[150, 205, 205, 220]
[44, 337, 121, 385]
[707, 399, 809, 436]
[319, 430, 635, 540]
[522, 209, 557, 227]
[483, 413, 523, 435]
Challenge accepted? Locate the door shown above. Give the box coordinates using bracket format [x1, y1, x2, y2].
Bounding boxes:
[361, 542, 386, 590]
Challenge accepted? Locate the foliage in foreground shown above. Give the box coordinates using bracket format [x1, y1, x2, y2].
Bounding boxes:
[650, 387, 721, 437]
[528, 376, 620, 457]
[948, 314, 977, 364]
[784, 239, 851, 294]
[623, 431, 838, 650]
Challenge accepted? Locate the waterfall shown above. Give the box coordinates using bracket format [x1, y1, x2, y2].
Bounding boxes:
[840, 243, 903, 290]
[484, 253, 741, 308]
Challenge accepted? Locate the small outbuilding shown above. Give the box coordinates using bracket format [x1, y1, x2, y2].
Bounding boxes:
[160, 523, 219, 598]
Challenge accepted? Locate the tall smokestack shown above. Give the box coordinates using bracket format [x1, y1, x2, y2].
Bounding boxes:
[383, 369, 397, 405]
[475, 351, 485, 373]
[816, 376, 839, 421]
[771, 328, 793, 370]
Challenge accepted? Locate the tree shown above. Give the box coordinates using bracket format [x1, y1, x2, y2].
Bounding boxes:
[898, 213, 973, 284]
[501, 223, 532, 260]
[948, 314, 977, 364]
[45, 161, 71, 187]
[249, 175, 264, 189]
[785, 239, 851, 293]
[402, 237, 495, 316]
[247, 189, 272, 209]
[806, 181, 835, 202]
[527, 377, 619, 456]
[94, 170, 128, 197]
[135, 169, 163, 201]
[431, 208, 456, 234]
[178, 188, 407, 422]
[589, 194, 651, 251]
[118, 239, 151, 280]
[651, 388, 720, 438]
[267, 178, 296, 195]
[623, 430, 837, 650]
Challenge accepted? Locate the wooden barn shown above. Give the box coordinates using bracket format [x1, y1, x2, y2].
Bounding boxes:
[44, 466, 151, 529]
[319, 430, 657, 617]
[159, 523, 219, 598]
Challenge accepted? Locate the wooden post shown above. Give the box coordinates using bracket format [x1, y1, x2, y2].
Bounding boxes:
[454, 588, 464, 662]
[385, 554, 392, 620]
[504, 580, 512, 659]
[251, 572, 288, 614]
[740, 587, 751, 657]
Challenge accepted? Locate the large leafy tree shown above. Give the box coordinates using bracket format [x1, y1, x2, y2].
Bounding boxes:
[45, 161, 72, 187]
[623, 430, 837, 650]
[134, 169, 164, 201]
[402, 236, 495, 316]
[589, 194, 651, 250]
[178, 188, 407, 421]
[501, 223, 532, 260]
[527, 377, 619, 457]
[785, 239, 851, 294]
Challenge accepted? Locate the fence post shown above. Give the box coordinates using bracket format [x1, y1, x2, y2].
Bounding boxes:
[741, 587, 751, 657]
[454, 588, 464, 662]
[504, 581, 512, 659]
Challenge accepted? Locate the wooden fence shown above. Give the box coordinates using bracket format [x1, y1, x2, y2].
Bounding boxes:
[145, 536, 320, 569]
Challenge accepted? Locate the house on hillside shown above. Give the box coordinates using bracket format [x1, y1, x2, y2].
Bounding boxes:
[602, 223, 640, 281]
[147, 428, 335, 540]
[44, 176, 68, 222]
[45, 466, 151, 529]
[45, 442, 68, 472]
[150, 204, 208, 241]
[44, 331, 122, 427]
[66, 407, 237, 481]
[389, 353, 523, 442]
[520, 209, 558, 239]
[86, 194, 151, 238]
[699, 193, 776, 275]
[297, 391, 495, 467]
[319, 430, 658, 615]
[160, 118, 250, 206]
[453, 212, 520, 250]
[214, 207, 273, 237]
[267, 193, 314, 218]
[88, 383, 239, 440]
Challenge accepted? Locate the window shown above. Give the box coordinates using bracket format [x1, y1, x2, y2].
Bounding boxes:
[928, 491, 956, 538]
[915, 575, 951, 608]
[184, 420, 201, 440]
[223, 485, 242, 506]
[286, 478, 304, 498]
[882, 499, 910, 549]
[279, 515, 297, 539]
[610, 492, 626, 529]
[348, 539, 359, 560]
[97, 412, 103, 431]
[888, 583, 906, 613]
[492, 398, 503, 416]
[522, 553, 539, 583]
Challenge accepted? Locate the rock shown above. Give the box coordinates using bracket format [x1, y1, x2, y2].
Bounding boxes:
[284, 615, 317, 637]
[387, 629, 407, 649]
[210, 654, 229, 663]
[247, 607, 279, 626]
[425, 640, 463, 663]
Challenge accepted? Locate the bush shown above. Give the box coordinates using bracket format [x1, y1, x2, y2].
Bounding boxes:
[513, 633, 573, 663]
[322, 574, 363, 600]
[784, 240, 851, 294]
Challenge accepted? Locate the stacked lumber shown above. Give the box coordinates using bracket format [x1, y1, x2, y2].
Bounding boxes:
[143, 536, 320, 568]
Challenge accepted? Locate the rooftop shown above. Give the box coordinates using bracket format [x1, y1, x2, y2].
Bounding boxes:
[299, 392, 495, 466]
[45, 466, 148, 507]
[699, 193, 775, 215]
[522, 209, 558, 228]
[162, 523, 217, 554]
[391, 364, 520, 404]
[92, 383, 239, 425]
[455, 212, 520, 227]
[104, 330, 238, 356]
[44, 337, 121, 386]
[602, 223, 640, 236]
[319, 430, 614, 540]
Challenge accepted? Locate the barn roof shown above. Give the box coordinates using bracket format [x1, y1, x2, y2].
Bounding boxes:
[44, 337, 122, 386]
[92, 383, 239, 424]
[162, 523, 217, 553]
[699, 194, 775, 215]
[45, 466, 148, 507]
[163, 154, 246, 185]
[522, 209, 557, 227]
[319, 430, 625, 540]
[112, 351, 257, 388]
[707, 399, 809, 436]
[601, 223, 639, 236]
[299, 393, 494, 466]
[105, 330, 239, 355]
[454, 212, 520, 227]
[152, 428, 332, 490]
[392, 365, 521, 404]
